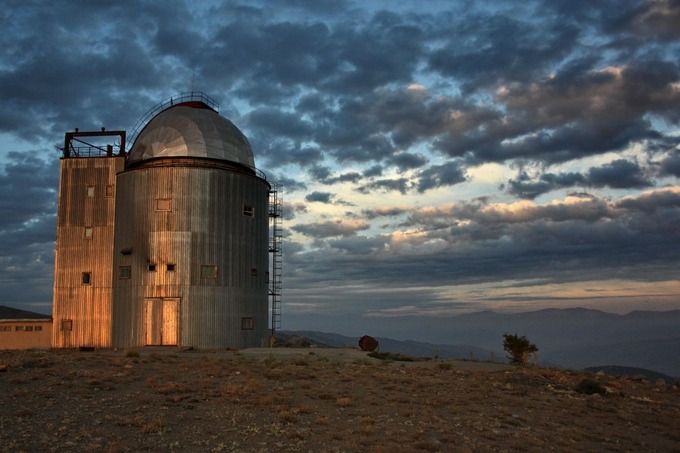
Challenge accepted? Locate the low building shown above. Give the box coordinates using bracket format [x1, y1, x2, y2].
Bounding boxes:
[0, 305, 52, 349]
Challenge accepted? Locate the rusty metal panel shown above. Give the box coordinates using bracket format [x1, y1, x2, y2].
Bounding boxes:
[52, 156, 124, 348]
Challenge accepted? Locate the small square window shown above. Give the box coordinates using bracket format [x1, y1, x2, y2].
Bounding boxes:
[201, 265, 218, 279]
[243, 205, 254, 217]
[105, 185, 114, 197]
[251, 268, 258, 277]
[84, 227, 93, 238]
[15, 326, 26, 332]
[167, 264, 176, 272]
[241, 317, 254, 330]
[61, 319, 73, 332]
[148, 264, 157, 272]
[82, 272, 92, 285]
[119, 266, 131, 279]
[156, 199, 172, 211]
[87, 186, 95, 197]
[0, 326, 11, 332]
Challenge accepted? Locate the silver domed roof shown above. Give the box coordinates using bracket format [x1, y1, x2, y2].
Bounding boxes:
[127, 104, 254, 168]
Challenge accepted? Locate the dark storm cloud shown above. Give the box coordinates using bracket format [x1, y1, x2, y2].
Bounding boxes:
[0, 153, 57, 310]
[587, 159, 652, 188]
[610, 0, 680, 41]
[507, 171, 586, 200]
[357, 178, 410, 195]
[327, 235, 389, 255]
[429, 62, 678, 168]
[320, 11, 426, 94]
[303, 190, 354, 207]
[264, 173, 307, 193]
[291, 218, 369, 238]
[0, 1, 197, 141]
[416, 161, 467, 192]
[659, 151, 680, 177]
[281, 201, 307, 221]
[0, 153, 58, 229]
[615, 186, 680, 212]
[256, 141, 324, 168]
[284, 189, 680, 299]
[3, 1, 676, 175]
[362, 207, 411, 220]
[508, 159, 653, 199]
[362, 165, 383, 178]
[387, 152, 428, 172]
[309, 165, 332, 182]
[305, 191, 333, 203]
[428, 10, 579, 92]
[245, 108, 315, 140]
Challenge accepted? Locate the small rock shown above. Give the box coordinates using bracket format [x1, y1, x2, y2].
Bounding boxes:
[0, 364, 8, 372]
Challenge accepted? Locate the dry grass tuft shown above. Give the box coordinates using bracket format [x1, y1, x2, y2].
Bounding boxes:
[141, 416, 163, 434]
[335, 397, 353, 407]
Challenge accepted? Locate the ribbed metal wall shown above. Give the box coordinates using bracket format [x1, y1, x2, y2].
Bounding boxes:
[52, 156, 125, 348]
[111, 161, 270, 349]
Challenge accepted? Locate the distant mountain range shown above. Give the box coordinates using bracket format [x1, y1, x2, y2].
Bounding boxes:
[279, 308, 680, 378]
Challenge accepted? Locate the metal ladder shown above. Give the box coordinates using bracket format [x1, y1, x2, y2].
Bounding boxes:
[269, 184, 282, 336]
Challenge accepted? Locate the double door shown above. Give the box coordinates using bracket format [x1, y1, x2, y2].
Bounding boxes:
[145, 298, 179, 346]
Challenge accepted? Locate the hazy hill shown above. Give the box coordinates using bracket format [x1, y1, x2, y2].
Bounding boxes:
[281, 308, 680, 377]
[280, 330, 498, 362]
[0, 305, 51, 319]
[583, 366, 676, 385]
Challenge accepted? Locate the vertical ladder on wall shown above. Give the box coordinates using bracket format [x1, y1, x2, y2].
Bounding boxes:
[269, 184, 283, 338]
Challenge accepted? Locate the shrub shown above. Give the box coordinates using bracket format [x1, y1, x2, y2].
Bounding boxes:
[503, 333, 538, 366]
[574, 378, 606, 395]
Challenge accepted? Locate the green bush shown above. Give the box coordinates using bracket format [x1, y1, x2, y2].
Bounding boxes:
[503, 333, 538, 366]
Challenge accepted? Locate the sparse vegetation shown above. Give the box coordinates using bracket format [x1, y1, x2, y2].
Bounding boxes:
[574, 378, 607, 396]
[503, 333, 539, 365]
[0, 348, 678, 451]
[367, 351, 429, 362]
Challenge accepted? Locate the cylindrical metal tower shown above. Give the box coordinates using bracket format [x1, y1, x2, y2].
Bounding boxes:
[111, 97, 270, 349]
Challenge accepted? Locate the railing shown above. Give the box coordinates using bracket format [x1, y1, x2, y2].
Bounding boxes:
[65, 146, 116, 158]
[127, 92, 219, 151]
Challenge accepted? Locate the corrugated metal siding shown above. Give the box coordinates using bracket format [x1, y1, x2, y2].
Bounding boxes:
[52, 156, 124, 347]
[112, 163, 269, 349]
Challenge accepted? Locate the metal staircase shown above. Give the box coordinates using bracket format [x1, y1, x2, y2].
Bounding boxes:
[269, 184, 282, 336]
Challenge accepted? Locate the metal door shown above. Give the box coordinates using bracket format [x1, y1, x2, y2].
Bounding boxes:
[145, 298, 179, 346]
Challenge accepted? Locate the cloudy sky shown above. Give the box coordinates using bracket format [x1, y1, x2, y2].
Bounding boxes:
[1, 0, 678, 339]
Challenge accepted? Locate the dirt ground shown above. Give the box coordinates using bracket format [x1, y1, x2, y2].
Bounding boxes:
[1, 347, 678, 452]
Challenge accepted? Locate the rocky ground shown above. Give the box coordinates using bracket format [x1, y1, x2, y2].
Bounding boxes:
[1, 347, 678, 452]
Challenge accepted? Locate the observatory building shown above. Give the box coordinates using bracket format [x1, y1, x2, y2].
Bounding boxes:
[52, 93, 282, 349]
